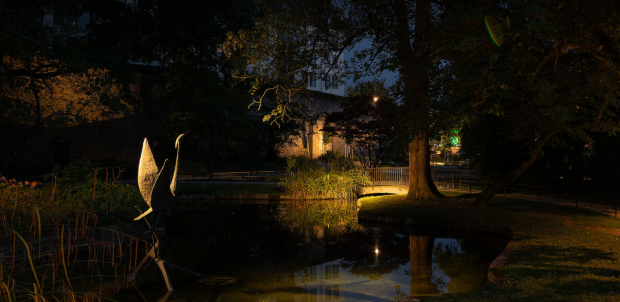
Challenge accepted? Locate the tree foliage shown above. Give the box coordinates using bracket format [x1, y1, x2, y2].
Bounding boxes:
[1, 0, 263, 170]
[438, 0, 620, 205]
[323, 95, 397, 168]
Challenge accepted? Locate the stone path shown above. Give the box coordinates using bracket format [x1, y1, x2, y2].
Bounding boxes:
[442, 188, 619, 218]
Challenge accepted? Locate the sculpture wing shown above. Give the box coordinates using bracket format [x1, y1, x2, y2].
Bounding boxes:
[138, 139, 159, 207]
[134, 159, 173, 221]
[149, 158, 174, 212]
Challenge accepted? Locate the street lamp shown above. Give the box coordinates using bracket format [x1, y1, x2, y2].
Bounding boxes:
[373, 96, 378, 102]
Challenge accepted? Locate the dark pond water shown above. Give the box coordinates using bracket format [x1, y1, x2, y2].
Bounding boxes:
[114, 203, 508, 302]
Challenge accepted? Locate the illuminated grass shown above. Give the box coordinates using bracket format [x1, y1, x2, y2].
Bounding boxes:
[358, 194, 620, 301]
[282, 169, 370, 200]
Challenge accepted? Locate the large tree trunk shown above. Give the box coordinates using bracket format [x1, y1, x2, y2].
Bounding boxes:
[474, 132, 556, 206]
[407, 131, 441, 199]
[409, 236, 438, 297]
[397, 0, 441, 200]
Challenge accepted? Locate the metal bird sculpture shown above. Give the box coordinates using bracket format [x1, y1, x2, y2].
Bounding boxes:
[130, 132, 202, 292]
[135, 132, 187, 221]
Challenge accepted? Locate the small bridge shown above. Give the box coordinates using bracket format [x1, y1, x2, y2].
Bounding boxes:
[358, 167, 474, 196]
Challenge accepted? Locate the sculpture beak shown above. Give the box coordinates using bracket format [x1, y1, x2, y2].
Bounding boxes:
[175, 131, 189, 149]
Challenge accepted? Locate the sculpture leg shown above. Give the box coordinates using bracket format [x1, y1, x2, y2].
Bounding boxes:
[155, 258, 174, 291]
[129, 245, 156, 281]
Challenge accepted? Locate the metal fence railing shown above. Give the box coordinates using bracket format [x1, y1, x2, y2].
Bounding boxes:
[363, 167, 409, 186]
[430, 169, 476, 189]
[362, 167, 619, 217]
[362, 167, 476, 188]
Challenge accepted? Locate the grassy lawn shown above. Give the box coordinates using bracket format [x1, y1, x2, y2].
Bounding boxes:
[359, 192, 620, 301]
[176, 183, 284, 195]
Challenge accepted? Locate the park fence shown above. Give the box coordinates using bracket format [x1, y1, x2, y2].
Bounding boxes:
[362, 167, 476, 188]
[363, 167, 619, 217]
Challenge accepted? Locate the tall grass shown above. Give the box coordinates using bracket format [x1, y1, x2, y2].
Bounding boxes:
[0, 165, 147, 302]
[282, 153, 370, 200]
[283, 169, 370, 199]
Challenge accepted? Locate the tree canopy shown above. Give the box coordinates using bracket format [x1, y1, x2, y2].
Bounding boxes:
[438, 0, 620, 205]
[323, 94, 398, 168]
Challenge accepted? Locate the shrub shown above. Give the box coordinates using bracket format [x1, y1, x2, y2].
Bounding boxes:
[283, 169, 370, 200]
[48, 161, 144, 223]
[282, 153, 370, 200]
[317, 150, 353, 170]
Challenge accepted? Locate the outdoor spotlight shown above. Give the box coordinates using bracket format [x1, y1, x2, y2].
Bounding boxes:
[373, 96, 378, 102]
[375, 248, 379, 254]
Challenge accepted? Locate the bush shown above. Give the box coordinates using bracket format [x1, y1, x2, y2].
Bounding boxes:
[48, 160, 144, 223]
[283, 169, 370, 200]
[283, 152, 366, 200]
[317, 150, 353, 170]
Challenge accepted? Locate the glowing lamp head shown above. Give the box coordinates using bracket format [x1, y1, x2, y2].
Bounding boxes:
[375, 248, 379, 255]
[373, 96, 378, 102]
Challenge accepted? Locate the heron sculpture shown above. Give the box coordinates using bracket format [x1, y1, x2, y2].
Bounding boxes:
[129, 132, 202, 292]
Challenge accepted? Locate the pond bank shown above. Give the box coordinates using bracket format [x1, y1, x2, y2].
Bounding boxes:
[358, 194, 620, 301]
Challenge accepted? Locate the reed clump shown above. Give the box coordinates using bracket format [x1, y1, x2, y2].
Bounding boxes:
[282, 152, 370, 200]
[0, 163, 147, 302]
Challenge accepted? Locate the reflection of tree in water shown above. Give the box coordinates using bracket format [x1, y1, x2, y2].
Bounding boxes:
[409, 236, 440, 297]
[433, 241, 478, 273]
[432, 239, 490, 294]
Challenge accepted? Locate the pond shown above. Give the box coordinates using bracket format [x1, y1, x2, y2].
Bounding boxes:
[113, 202, 508, 302]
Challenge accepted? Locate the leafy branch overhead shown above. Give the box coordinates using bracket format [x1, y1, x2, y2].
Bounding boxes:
[221, 0, 353, 123]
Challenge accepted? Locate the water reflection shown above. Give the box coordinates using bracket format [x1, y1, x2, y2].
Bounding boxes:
[116, 204, 506, 302]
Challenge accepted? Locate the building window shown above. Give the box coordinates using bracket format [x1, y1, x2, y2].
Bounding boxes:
[307, 77, 316, 87]
[325, 75, 338, 89]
